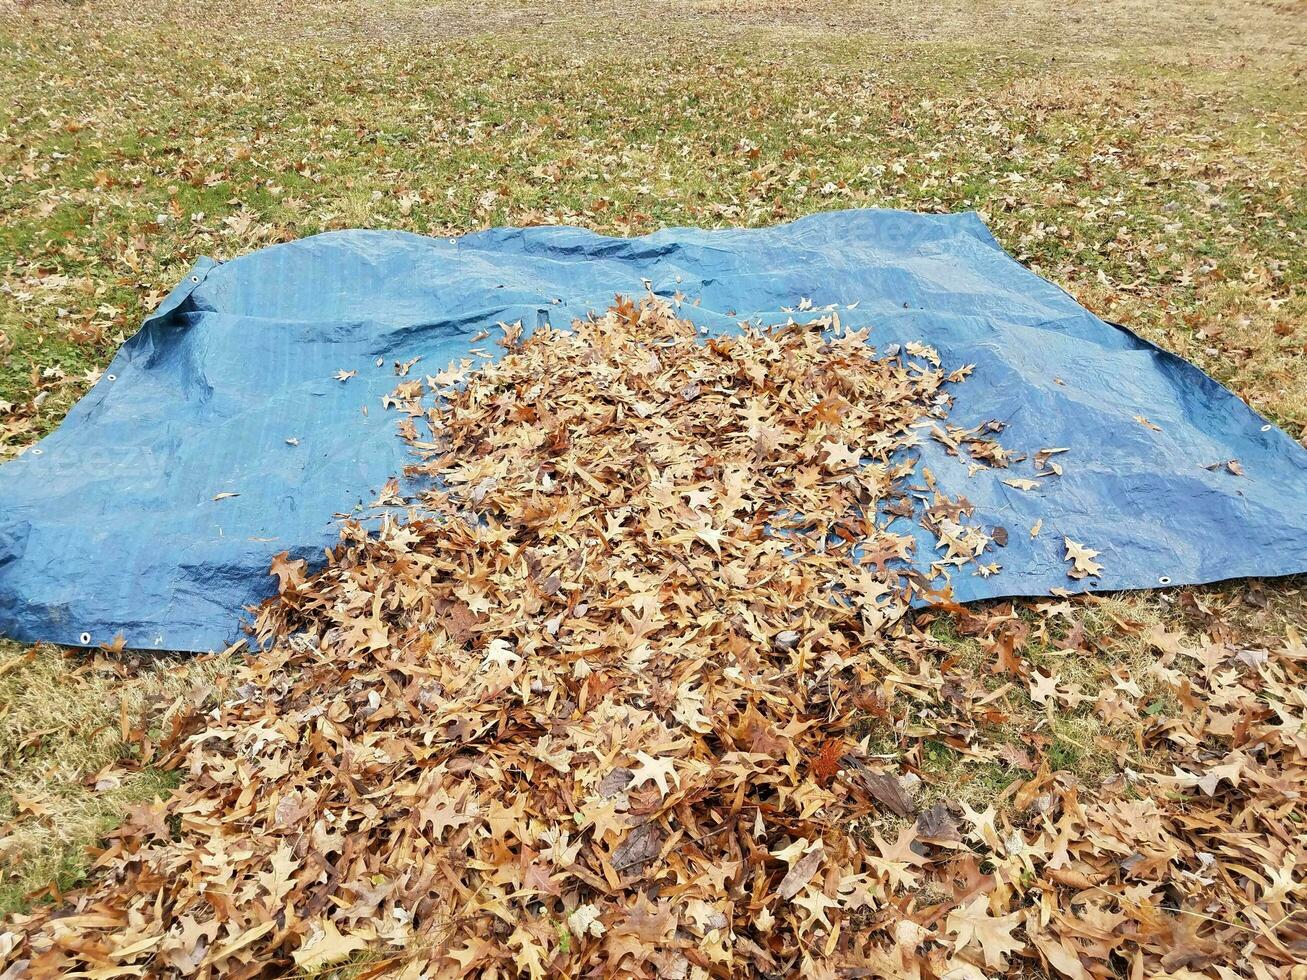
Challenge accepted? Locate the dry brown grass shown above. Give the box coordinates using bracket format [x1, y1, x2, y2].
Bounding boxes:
[0, 646, 235, 913]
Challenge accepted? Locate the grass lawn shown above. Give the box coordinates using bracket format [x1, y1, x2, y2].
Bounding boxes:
[1, 0, 1305, 929]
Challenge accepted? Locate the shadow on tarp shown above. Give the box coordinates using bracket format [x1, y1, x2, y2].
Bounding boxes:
[2, 209, 1305, 652]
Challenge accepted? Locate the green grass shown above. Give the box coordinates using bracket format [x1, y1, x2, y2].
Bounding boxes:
[1, 0, 1305, 918]
[3, 0, 1306, 447]
[0, 767, 182, 916]
[0, 645, 229, 915]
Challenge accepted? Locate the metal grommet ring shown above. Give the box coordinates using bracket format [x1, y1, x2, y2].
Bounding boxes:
[1158, 576, 1172, 585]
[31, 448, 42, 455]
[107, 374, 117, 382]
[191, 275, 200, 284]
[79, 632, 91, 644]
[1260, 424, 1272, 432]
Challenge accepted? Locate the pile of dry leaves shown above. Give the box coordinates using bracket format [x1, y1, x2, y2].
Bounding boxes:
[3, 299, 1303, 977]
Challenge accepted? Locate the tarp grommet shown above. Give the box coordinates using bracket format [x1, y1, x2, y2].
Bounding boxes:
[107, 374, 116, 382]
[1158, 576, 1172, 585]
[190, 275, 200, 284]
[79, 631, 91, 644]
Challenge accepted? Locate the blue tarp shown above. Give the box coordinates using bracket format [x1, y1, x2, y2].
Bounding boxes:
[2, 209, 1305, 652]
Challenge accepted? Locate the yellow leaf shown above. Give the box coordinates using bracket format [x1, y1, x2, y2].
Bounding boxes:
[292, 920, 370, 971]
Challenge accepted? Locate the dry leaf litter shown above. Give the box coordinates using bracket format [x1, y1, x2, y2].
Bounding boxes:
[3, 299, 1304, 978]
